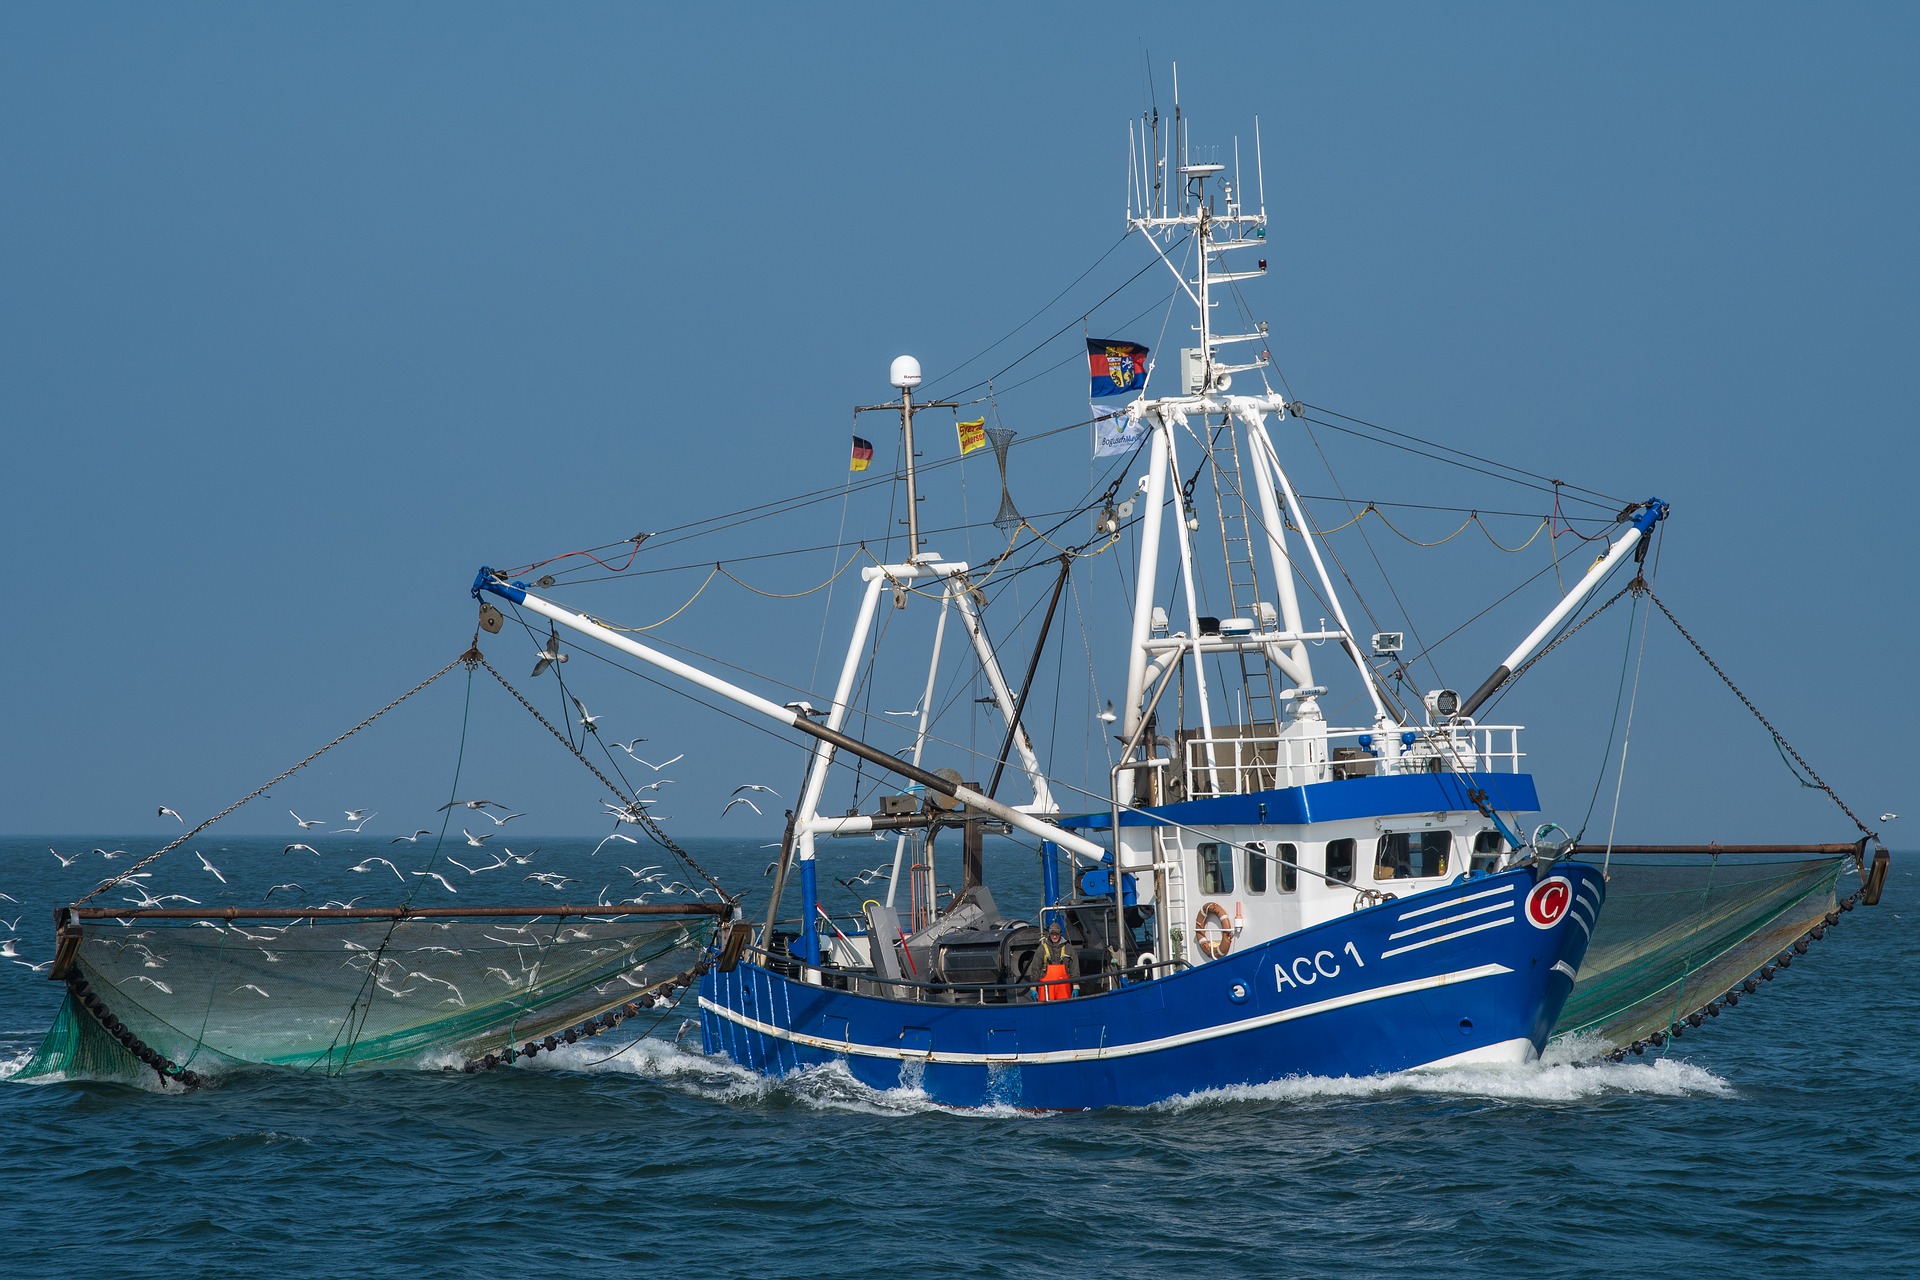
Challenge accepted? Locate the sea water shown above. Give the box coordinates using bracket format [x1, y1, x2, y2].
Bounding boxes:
[2, 834, 1914, 1279]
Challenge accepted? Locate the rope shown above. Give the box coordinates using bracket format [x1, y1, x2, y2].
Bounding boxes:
[73, 653, 470, 906]
[717, 550, 861, 599]
[1645, 588, 1880, 844]
[474, 655, 736, 905]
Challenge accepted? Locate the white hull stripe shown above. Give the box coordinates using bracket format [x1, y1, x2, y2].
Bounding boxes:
[1387, 899, 1515, 942]
[1378, 916, 1514, 960]
[1394, 884, 1516, 922]
[700, 964, 1515, 1067]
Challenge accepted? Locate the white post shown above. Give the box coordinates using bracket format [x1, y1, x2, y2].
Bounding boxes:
[1121, 412, 1171, 742]
[952, 579, 1055, 812]
[1236, 403, 1313, 689]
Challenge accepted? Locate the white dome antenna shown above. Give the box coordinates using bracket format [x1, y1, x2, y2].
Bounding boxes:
[889, 355, 923, 389]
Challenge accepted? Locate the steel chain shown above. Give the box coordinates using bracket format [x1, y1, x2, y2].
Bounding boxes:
[73, 654, 469, 906]
[1644, 589, 1877, 842]
[475, 655, 735, 904]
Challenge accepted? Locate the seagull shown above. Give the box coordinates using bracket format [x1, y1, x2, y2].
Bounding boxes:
[14, 959, 52, 973]
[483, 810, 526, 826]
[571, 695, 600, 734]
[784, 700, 821, 719]
[721, 796, 763, 817]
[732, 783, 780, 797]
[335, 810, 377, 833]
[94, 848, 126, 860]
[620, 865, 664, 880]
[284, 843, 321, 856]
[618, 747, 683, 771]
[125, 974, 172, 993]
[158, 805, 185, 823]
[635, 780, 674, 793]
[264, 883, 302, 900]
[48, 846, 80, 868]
[350, 857, 407, 882]
[593, 832, 639, 856]
[1881, 813, 1898, 823]
[290, 810, 325, 829]
[526, 872, 576, 890]
[195, 852, 227, 884]
[447, 854, 509, 875]
[1097, 701, 1118, 724]
[233, 984, 271, 998]
[883, 703, 921, 717]
[0, 892, 16, 903]
[618, 737, 647, 752]
[531, 628, 568, 677]
[411, 871, 458, 894]
[0, 939, 19, 958]
[440, 799, 509, 812]
[390, 830, 433, 843]
[461, 828, 493, 848]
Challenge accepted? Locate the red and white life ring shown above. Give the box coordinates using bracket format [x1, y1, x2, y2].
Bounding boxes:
[1195, 901, 1234, 959]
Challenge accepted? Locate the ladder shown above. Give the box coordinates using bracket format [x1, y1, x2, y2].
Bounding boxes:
[1208, 416, 1278, 733]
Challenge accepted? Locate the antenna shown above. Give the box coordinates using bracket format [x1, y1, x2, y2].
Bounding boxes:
[1254, 116, 1266, 216]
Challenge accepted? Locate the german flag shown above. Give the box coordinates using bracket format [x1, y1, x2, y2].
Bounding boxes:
[850, 435, 874, 472]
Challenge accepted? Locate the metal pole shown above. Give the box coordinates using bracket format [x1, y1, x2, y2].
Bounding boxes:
[901, 386, 920, 554]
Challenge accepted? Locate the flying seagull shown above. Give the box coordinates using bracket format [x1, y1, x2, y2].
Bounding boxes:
[195, 852, 227, 884]
[48, 846, 79, 868]
[618, 746, 683, 772]
[350, 857, 407, 882]
[593, 832, 639, 856]
[461, 828, 493, 848]
[335, 810, 377, 833]
[412, 871, 458, 894]
[264, 883, 302, 900]
[289, 810, 325, 829]
[571, 695, 600, 734]
[390, 830, 433, 843]
[483, 810, 526, 827]
[158, 806, 185, 823]
[721, 796, 763, 817]
[532, 628, 568, 677]
[440, 799, 509, 812]
[284, 843, 321, 856]
[732, 783, 779, 797]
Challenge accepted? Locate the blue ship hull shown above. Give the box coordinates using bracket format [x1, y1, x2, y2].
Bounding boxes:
[700, 862, 1603, 1109]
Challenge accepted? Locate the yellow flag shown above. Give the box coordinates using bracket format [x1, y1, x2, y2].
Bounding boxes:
[957, 418, 987, 455]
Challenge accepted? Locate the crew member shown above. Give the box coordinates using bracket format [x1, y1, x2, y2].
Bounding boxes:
[1035, 919, 1078, 1002]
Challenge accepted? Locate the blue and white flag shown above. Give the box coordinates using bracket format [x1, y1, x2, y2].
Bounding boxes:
[1092, 403, 1148, 457]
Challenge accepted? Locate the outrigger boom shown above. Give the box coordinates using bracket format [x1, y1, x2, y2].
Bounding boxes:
[471, 569, 1111, 866]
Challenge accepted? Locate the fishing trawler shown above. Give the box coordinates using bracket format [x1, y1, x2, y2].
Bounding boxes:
[23, 98, 1882, 1102]
[470, 110, 1697, 1109]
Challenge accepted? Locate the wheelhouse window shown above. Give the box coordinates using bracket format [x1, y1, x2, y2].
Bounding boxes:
[1197, 842, 1233, 895]
[1276, 842, 1298, 893]
[1325, 838, 1355, 885]
[1245, 842, 1269, 894]
[1471, 829, 1506, 873]
[1374, 831, 1452, 880]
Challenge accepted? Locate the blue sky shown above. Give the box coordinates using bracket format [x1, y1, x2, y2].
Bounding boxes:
[3, 5, 1912, 846]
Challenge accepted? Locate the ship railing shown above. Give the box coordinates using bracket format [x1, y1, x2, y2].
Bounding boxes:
[739, 940, 1185, 1002]
[1180, 723, 1525, 798]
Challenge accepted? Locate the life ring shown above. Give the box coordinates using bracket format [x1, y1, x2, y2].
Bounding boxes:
[1195, 901, 1234, 960]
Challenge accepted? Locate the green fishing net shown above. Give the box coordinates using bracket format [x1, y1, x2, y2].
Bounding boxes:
[1552, 852, 1847, 1049]
[13, 913, 716, 1080]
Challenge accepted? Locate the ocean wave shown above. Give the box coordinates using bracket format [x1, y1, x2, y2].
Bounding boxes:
[1153, 1053, 1730, 1110]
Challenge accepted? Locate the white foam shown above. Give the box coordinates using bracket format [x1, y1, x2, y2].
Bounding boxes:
[1153, 1051, 1730, 1111]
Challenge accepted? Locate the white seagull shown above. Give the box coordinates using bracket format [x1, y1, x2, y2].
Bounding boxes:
[264, 883, 302, 900]
[721, 796, 763, 817]
[48, 846, 80, 868]
[531, 628, 568, 677]
[350, 857, 407, 881]
[284, 843, 321, 856]
[158, 805, 185, 823]
[289, 810, 325, 829]
[440, 799, 510, 813]
[195, 852, 227, 884]
[571, 695, 600, 734]
[483, 810, 526, 827]
[411, 871, 458, 894]
[593, 833, 639, 856]
[390, 830, 433, 843]
[461, 828, 493, 848]
[617, 746, 683, 772]
[335, 810, 377, 833]
[732, 783, 780, 797]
